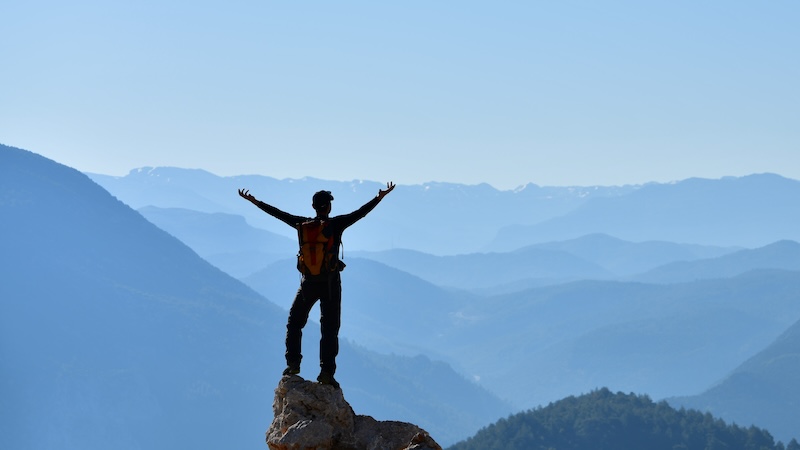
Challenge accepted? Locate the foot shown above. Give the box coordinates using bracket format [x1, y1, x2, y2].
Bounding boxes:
[282, 365, 300, 376]
[317, 371, 340, 389]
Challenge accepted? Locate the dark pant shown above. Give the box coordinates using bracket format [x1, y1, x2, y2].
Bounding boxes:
[285, 273, 341, 375]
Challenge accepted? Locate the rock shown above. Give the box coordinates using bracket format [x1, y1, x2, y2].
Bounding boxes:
[267, 375, 441, 450]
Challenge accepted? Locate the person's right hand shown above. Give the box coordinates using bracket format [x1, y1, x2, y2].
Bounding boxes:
[238, 189, 256, 202]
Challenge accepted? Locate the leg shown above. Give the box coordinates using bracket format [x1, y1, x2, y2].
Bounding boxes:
[318, 274, 342, 376]
[285, 282, 318, 370]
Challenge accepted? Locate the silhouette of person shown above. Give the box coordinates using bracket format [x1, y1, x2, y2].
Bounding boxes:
[238, 182, 395, 388]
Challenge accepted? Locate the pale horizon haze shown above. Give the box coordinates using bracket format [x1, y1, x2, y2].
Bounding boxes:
[2, 1, 798, 190]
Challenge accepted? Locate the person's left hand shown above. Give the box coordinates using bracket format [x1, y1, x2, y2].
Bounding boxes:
[378, 182, 395, 199]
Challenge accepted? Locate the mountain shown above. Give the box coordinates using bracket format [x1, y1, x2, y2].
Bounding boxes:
[243, 241, 800, 414]
[135, 204, 741, 293]
[435, 270, 800, 409]
[350, 234, 738, 292]
[632, 240, 800, 284]
[670, 317, 800, 445]
[1, 145, 284, 449]
[487, 174, 800, 251]
[448, 388, 794, 450]
[349, 247, 612, 291]
[0, 144, 510, 448]
[528, 233, 739, 276]
[85, 156, 800, 435]
[88, 168, 637, 254]
[137, 205, 295, 278]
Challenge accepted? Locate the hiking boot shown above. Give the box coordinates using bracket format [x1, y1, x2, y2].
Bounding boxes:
[282, 365, 300, 376]
[317, 371, 340, 389]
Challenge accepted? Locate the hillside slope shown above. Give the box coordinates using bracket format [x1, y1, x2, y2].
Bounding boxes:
[670, 317, 800, 444]
[0, 144, 510, 448]
[138, 205, 295, 278]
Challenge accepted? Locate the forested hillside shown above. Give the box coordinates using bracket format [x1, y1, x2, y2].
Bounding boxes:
[448, 388, 799, 450]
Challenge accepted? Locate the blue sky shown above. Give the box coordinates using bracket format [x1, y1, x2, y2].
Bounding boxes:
[2, 1, 798, 189]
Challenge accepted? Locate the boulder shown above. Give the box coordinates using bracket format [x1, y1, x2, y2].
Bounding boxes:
[267, 375, 441, 450]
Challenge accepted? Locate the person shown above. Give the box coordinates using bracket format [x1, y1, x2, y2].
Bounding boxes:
[238, 182, 395, 389]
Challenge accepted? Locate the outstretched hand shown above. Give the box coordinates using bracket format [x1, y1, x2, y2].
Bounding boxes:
[378, 182, 395, 200]
[238, 188, 257, 203]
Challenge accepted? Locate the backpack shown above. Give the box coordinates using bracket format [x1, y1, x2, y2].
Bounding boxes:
[296, 219, 339, 276]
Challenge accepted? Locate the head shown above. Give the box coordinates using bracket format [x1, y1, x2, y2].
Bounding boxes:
[312, 190, 334, 217]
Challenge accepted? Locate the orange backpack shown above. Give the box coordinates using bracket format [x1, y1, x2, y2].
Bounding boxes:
[296, 220, 337, 276]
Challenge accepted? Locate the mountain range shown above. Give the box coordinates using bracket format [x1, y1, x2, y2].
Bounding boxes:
[486, 174, 800, 251]
[95, 163, 800, 444]
[6, 142, 800, 446]
[90, 168, 629, 255]
[0, 144, 509, 448]
[89, 168, 800, 255]
[135, 205, 747, 291]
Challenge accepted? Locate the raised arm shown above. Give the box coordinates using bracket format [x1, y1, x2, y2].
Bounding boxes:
[335, 181, 396, 230]
[238, 188, 304, 227]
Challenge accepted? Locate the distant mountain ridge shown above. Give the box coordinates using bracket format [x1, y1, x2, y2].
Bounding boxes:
[488, 174, 800, 250]
[130, 202, 746, 292]
[88, 167, 638, 254]
[350, 234, 739, 291]
[89, 168, 800, 254]
[632, 240, 800, 283]
[528, 233, 739, 275]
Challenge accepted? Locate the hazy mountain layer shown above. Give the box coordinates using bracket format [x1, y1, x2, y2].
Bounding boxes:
[631, 240, 800, 283]
[0, 144, 510, 448]
[670, 317, 800, 444]
[65, 151, 800, 444]
[239, 240, 800, 421]
[439, 270, 800, 409]
[88, 167, 637, 255]
[488, 174, 800, 250]
[130, 202, 744, 292]
[138, 205, 295, 278]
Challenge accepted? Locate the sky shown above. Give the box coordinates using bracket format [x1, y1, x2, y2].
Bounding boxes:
[1, 1, 798, 190]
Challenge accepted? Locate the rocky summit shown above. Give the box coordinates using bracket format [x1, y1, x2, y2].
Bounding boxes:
[267, 375, 441, 450]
